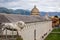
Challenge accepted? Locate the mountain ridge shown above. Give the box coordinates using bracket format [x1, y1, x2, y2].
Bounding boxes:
[0, 7, 60, 16]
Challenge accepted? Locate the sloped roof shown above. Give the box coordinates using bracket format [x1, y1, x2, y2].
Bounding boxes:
[0, 14, 10, 23]
[0, 13, 51, 23]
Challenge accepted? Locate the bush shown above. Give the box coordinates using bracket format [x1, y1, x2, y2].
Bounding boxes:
[16, 36, 23, 40]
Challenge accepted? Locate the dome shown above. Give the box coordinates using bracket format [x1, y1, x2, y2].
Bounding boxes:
[31, 5, 40, 15]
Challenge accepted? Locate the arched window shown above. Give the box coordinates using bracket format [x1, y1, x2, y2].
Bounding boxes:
[34, 29, 36, 40]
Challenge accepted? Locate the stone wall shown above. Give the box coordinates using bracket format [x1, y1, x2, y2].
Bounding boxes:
[19, 21, 52, 40]
[2, 21, 52, 40]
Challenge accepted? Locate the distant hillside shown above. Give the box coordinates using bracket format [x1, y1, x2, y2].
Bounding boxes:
[0, 7, 31, 15]
[14, 9, 31, 15]
[40, 12, 60, 16]
[0, 7, 9, 13]
[0, 7, 60, 16]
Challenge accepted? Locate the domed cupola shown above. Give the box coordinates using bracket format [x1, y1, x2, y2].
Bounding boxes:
[31, 5, 40, 16]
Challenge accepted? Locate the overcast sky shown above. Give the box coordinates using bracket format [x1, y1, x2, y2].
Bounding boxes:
[0, 0, 60, 12]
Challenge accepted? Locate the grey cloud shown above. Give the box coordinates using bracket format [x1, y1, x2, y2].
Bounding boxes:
[0, 0, 18, 3]
[0, 0, 60, 12]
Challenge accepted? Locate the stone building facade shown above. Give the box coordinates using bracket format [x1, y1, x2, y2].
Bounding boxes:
[0, 6, 52, 40]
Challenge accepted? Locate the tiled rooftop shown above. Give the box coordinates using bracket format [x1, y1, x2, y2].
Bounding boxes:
[0, 13, 50, 23]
